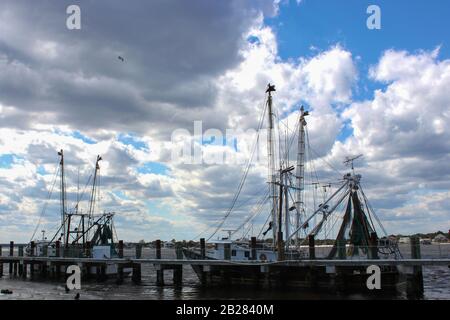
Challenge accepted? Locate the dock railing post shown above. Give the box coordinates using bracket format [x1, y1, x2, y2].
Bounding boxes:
[250, 237, 257, 261]
[308, 235, 316, 260]
[200, 238, 206, 259]
[155, 240, 164, 286]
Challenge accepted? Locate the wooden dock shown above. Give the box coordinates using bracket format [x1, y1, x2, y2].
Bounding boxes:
[0, 238, 448, 296]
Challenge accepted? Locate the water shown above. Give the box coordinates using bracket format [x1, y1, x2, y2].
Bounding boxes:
[0, 245, 449, 300]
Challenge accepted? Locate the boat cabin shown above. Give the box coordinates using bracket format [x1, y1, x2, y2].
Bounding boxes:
[208, 240, 277, 262]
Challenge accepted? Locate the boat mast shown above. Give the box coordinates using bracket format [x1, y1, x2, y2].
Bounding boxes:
[295, 106, 309, 247]
[88, 155, 102, 233]
[266, 84, 278, 245]
[284, 170, 289, 248]
[58, 150, 67, 245]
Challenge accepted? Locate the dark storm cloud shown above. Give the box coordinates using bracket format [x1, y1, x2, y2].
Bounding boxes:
[0, 0, 276, 133]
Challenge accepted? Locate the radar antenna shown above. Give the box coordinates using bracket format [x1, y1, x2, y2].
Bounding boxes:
[344, 154, 363, 173]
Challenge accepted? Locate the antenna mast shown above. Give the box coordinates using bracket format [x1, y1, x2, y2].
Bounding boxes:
[88, 155, 102, 231]
[266, 84, 278, 244]
[344, 154, 363, 174]
[295, 106, 309, 246]
[58, 150, 66, 245]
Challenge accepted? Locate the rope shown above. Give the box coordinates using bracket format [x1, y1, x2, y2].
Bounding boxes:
[206, 95, 269, 241]
[29, 160, 60, 242]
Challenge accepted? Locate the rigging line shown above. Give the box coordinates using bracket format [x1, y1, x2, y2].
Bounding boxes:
[308, 144, 344, 178]
[206, 96, 269, 242]
[359, 188, 377, 233]
[241, 196, 269, 239]
[278, 114, 301, 164]
[360, 185, 388, 237]
[73, 173, 93, 213]
[30, 160, 61, 242]
[231, 191, 269, 237]
[305, 127, 321, 185]
[298, 186, 349, 247]
[257, 211, 271, 239]
[323, 198, 346, 240]
[232, 184, 269, 210]
[221, 187, 269, 238]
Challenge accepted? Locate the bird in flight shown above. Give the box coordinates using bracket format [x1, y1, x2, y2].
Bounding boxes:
[118, 56, 125, 62]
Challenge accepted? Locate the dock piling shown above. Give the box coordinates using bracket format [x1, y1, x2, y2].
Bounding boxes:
[408, 236, 424, 297]
[308, 235, 316, 260]
[9, 241, 14, 275]
[200, 238, 206, 259]
[132, 244, 142, 284]
[118, 240, 124, 258]
[117, 240, 124, 284]
[173, 245, 183, 286]
[30, 241, 35, 257]
[251, 237, 257, 260]
[18, 246, 23, 276]
[55, 241, 60, 257]
[155, 240, 164, 286]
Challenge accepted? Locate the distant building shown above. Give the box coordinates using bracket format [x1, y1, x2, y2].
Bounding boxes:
[433, 234, 448, 243]
[164, 241, 174, 248]
[398, 237, 410, 244]
[420, 238, 432, 245]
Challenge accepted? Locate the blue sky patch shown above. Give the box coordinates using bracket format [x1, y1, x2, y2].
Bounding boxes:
[112, 190, 130, 200]
[137, 162, 169, 175]
[337, 120, 354, 142]
[202, 136, 238, 152]
[118, 133, 149, 151]
[36, 165, 47, 175]
[72, 131, 97, 144]
[0, 154, 14, 169]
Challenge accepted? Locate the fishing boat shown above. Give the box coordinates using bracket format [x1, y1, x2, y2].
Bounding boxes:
[27, 150, 131, 277]
[183, 84, 411, 294]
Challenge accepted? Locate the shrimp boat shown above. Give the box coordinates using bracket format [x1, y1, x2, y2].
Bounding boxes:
[183, 84, 412, 294]
[27, 150, 131, 277]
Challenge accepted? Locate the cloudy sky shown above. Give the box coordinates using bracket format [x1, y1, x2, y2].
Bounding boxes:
[0, 0, 449, 242]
